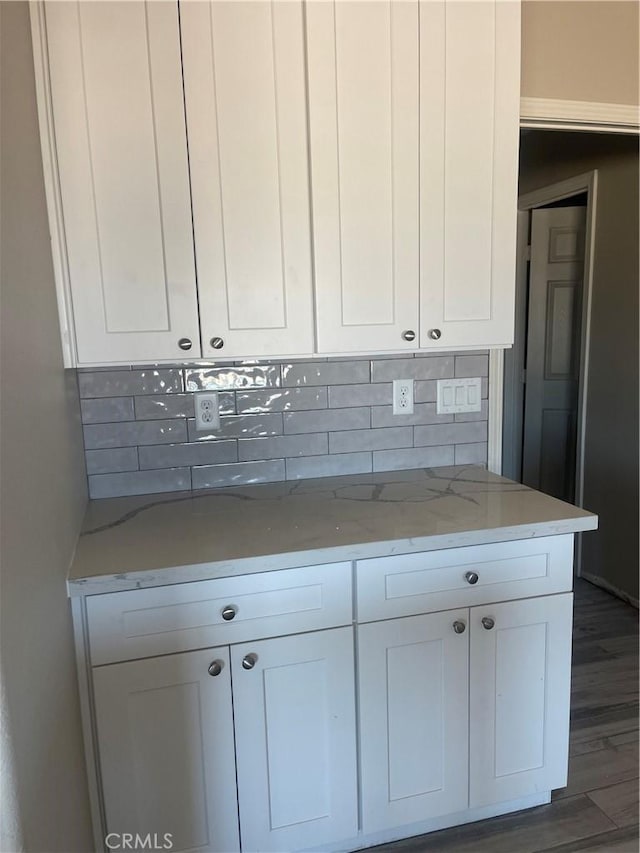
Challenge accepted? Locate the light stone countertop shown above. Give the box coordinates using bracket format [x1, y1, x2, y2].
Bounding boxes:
[68, 466, 598, 596]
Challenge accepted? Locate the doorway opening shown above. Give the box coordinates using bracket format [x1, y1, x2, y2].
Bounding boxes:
[502, 171, 597, 513]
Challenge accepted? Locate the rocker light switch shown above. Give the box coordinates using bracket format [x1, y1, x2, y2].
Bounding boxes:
[436, 378, 482, 414]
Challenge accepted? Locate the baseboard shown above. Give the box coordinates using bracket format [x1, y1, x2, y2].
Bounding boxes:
[581, 570, 639, 609]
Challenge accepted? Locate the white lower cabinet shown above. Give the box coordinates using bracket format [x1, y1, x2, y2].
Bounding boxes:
[93, 646, 239, 853]
[469, 593, 574, 807]
[357, 593, 573, 835]
[83, 546, 575, 852]
[232, 629, 358, 852]
[93, 627, 357, 853]
[358, 609, 469, 833]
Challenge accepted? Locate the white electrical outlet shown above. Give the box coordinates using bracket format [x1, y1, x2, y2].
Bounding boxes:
[194, 391, 220, 431]
[392, 379, 414, 415]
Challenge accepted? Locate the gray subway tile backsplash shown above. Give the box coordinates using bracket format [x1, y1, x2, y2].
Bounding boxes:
[139, 440, 238, 471]
[283, 407, 370, 435]
[78, 353, 489, 497]
[192, 460, 286, 490]
[80, 397, 134, 424]
[282, 360, 370, 387]
[79, 369, 183, 398]
[88, 468, 191, 499]
[286, 452, 373, 480]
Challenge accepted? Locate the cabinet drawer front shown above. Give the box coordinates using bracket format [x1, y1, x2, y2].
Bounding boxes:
[356, 535, 573, 622]
[87, 563, 352, 665]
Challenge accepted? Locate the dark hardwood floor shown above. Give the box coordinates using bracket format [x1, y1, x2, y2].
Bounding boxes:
[373, 578, 639, 853]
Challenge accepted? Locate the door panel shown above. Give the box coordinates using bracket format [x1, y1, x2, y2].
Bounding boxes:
[523, 207, 587, 500]
[93, 647, 239, 853]
[307, 0, 419, 353]
[45, 1, 200, 364]
[181, 0, 314, 359]
[420, 0, 520, 349]
[469, 593, 573, 807]
[358, 610, 469, 832]
[232, 628, 358, 852]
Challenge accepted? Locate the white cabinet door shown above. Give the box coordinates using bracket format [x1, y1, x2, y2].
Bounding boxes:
[232, 628, 358, 852]
[307, 0, 420, 353]
[45, 1, 200, 365]
[181, 0, 314, 359]
[358, 610, 469, 833]
[93, 647, 239, 852]
[469, 593, 573, 807]
[420, 0, 520, 349]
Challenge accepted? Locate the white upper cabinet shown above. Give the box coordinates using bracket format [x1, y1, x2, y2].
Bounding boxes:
[420, 0, 521, 349]
[36, 0, 520, 365]
[306, 0, 420, 354]
[181, 0, 314, 359]
[44, 1, 201, 365]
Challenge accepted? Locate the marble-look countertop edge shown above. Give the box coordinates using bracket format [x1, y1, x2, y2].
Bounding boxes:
[67, 515, 598, 598]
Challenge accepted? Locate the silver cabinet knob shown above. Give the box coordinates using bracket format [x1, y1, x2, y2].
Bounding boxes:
[178, 337, 192, 351]
[210, 337, 224, 350]
[428, 328, 442, 340]
[465, 571, 479, 585]
[402, 330, 416, 342]
[241, 653, 258, 670]
[221, 605, 237, 621]
[481, 616, 495, 630]
[207, 660, 224, 677]
[452, 620, 466, 634]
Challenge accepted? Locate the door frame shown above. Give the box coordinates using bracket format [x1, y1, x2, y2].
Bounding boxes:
[502, 171, 598, 571]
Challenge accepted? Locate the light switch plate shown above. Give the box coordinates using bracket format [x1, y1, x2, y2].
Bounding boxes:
[436, 378, 482, 414]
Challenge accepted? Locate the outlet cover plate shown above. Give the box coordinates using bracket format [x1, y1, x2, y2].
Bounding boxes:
[436, 378, 482, 414]
[392, 379, 414, 415]
[194, 391, 220, 431]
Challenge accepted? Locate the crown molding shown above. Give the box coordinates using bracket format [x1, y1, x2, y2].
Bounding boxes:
[520, 97, 640, 134]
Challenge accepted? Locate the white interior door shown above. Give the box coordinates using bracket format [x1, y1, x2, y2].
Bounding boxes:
[231, 628, 358, 852]
[181, 0, 314, 359]
[522, 206, 587, 501]
[358, 610, 469, 833]
[420, 0, 520, 349]
[93, 647, 239, 853]
[307, 0, 420, 353]
[469, 593, 573, 807]
[45, 1, 200, 364]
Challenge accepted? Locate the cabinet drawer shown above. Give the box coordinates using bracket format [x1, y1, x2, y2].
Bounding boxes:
[356, 535, 573, 622]
[87, 562, 352, 665]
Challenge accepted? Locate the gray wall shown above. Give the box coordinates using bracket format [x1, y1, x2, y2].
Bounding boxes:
[521, 1, 639, 106]
[519, 132, 640, 603]
[78, 355, 489, 499]
[0, 3, 93, 850]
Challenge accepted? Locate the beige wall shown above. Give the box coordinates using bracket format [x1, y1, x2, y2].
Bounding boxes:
[519, 131, 640, 602]
[0, 3, 93, 850]
[522, 1, 640, 105]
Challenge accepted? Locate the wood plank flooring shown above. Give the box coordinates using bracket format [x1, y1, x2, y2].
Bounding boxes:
[372, 579, 639, 853]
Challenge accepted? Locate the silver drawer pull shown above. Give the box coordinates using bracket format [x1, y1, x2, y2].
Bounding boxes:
[465, 571, 479, 585]
[221, 605, 237, 621]
[481, 616, 495, 631]
[242, 653, 258, 670]
[207, 660, 224, 677]
[452, 620, 466, 634]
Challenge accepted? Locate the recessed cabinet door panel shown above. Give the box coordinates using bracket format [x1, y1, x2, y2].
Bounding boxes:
[232, 628, 358, 852]
[358, 610, 469, 833]
[45, 1, 200, 364]
[421, 0, 520, 349]
[469, 593, 573, 807]
[181, 0, 314, 359]
[93, 647, 239, 853]
[307, 0, 419, 353]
